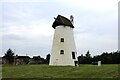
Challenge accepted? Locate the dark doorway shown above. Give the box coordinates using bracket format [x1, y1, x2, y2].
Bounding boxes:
[72, 52, 76, 59]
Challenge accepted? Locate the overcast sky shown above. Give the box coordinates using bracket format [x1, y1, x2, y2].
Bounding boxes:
[0, 0, 119, 58]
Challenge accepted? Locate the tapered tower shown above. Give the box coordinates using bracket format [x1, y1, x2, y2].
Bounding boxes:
[49, 15, 77, 66]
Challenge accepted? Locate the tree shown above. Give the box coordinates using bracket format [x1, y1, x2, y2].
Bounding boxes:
[45, 54, 50, 64]
[92, 51, 120, 64]
[86, 50, 91, 58]
[4, 48, 14, 64]
[78, 52, 92, 64]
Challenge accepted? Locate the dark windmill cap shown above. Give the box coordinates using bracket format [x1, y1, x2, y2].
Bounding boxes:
[52, 15, 74, 29]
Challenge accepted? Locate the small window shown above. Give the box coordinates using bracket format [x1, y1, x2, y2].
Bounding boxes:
[60, 38, 64, 42]
[72, 52, 76, 59]
[60, 50, 64, 54]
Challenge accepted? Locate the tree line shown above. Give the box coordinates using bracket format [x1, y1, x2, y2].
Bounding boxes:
[78, 50, 120, 64]
[2, 48, 50, 65]
[2, 48, 120, 65]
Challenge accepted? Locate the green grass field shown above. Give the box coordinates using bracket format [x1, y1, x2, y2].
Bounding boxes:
[2, 64, 119, 78]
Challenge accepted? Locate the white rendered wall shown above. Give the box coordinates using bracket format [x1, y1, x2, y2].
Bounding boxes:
[98, 61, 101, 66]
[49, 25, 77, 66]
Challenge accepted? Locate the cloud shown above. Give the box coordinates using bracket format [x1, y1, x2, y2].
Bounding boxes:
[59, 0, 119, 12]
[2, 32, 53, 58]
[3, 21, 54, 38]
[1, 1, 118, 58]
[75, 32, 118, 56]
[2, 2, 49, 25]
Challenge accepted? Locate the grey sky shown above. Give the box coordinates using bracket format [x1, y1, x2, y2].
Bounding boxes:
[1, 0, 119, 58]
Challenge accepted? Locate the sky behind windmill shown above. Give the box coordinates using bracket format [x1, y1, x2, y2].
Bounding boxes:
[1, 0, 119, 58]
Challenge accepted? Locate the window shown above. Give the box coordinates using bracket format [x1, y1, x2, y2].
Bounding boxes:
[60, 38, 64, 42]
[60, 50, 64, 54]
[72, 52, 76, 59]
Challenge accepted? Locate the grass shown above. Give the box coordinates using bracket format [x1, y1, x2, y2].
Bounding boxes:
[2, 64, 119, 78]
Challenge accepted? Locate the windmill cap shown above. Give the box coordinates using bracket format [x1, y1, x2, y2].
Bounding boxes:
[52, 15, 74, 29]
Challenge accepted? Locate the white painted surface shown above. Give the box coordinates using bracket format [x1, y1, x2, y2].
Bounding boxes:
[98, 61, 101, 66]
[49, 25, 77, 66]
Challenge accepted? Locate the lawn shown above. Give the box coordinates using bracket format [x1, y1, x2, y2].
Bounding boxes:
[2, 64, 119, 78]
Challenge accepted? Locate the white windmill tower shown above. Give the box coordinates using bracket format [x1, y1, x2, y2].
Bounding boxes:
[49, 15, 77, 66]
